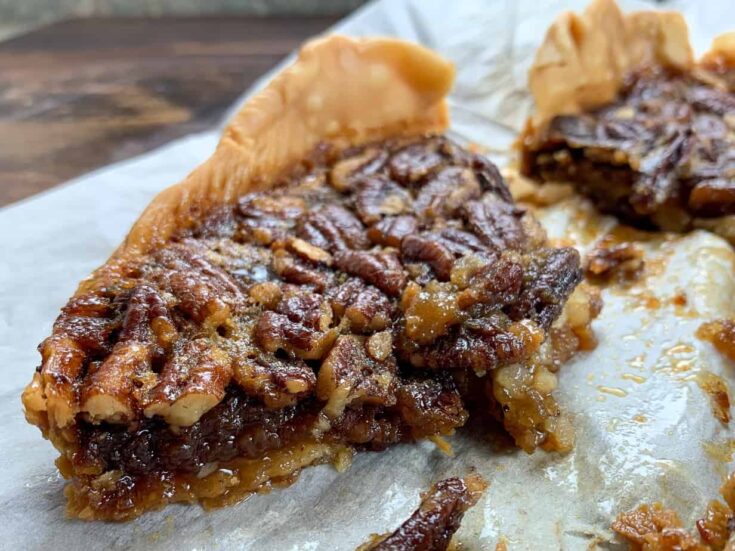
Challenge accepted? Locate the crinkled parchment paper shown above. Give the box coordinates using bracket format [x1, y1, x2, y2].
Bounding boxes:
[1, 1, 734, 549]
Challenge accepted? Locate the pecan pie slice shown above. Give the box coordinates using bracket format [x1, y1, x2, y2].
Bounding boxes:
[519, 0, 735, 242]
[22, 36, 594, 520]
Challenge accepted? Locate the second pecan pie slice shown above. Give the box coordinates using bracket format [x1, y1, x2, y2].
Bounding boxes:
[519, 0, 735, 242]
[22, 35, 598, 520]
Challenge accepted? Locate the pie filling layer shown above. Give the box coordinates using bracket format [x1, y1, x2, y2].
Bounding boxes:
[24, 135, 597, 520]
[521, 67, 735, 233]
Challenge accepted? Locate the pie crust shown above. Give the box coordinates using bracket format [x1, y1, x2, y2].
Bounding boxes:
[526, 0, 694, 127]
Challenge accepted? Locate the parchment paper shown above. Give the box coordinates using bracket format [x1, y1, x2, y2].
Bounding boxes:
[1, 1, 735, 549]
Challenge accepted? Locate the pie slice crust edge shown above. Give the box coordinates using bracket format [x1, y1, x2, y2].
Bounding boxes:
[525, 0, 696, 127]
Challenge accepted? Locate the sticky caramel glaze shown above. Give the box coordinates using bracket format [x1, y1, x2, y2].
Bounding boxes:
[698, 320, 735, 363]
[28, 135, 592, 520]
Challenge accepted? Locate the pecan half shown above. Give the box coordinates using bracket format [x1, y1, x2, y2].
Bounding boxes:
[317, 335, 398, 418]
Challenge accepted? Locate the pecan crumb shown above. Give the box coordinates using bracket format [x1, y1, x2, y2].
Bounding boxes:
[698, 320, 735, 362]
[586, 236, 645, 284]
[358, 474, 487, 551]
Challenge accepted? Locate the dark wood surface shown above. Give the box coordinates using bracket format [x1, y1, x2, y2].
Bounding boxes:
[0, 16, 339, 206]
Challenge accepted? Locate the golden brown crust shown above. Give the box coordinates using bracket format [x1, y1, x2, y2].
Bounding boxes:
[528, 0, 695, 126]
[22, 35, 455, 430]
[117, 35, 454, 259]
[66, 441, 352, 521]
[702, 32, 735, 69]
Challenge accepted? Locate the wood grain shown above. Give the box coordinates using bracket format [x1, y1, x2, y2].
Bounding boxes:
[0, 16, 339, 206]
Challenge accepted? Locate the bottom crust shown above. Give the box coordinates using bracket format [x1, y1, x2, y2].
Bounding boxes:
[62, 441, 351, 521]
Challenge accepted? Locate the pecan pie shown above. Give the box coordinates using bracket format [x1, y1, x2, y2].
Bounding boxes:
[22, 36, 594, 520]
[357, 474, 487, 551]
[519, 0, 735, 242]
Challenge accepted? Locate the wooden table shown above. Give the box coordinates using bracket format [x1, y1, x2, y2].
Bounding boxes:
[0, 16, 339, 206]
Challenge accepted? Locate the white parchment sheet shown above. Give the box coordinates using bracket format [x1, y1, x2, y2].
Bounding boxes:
[1, 1, 734, 549]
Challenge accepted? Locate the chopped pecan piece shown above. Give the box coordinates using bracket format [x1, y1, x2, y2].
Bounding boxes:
[401, 229, 487, 282]
[80, 342, 153, 424]
[254, 310, 337, 361]
[388, 138, 446, 184]
[403, 281, 463, 346]
[395, 376, 468, 439]
[34, 336, 86, 427]
[408, 317, 542, 376]
[506, 248, 582, 329]
[355, 175, 413, 224]
[463, 198, 527, 251]
[276, 290, 333, 331]
[415, 167, 482, 219]
[119, 284, 177, 347]
[328, 278, 394, 333]
[472, 153, 514, 202]
[155, 242, 243, 327]
[366, 331, 393, 362]
[334, 250, 407, 297]
[586, 238, 645, 283]
[401, 234, 455, 281]
[359, 475, 487, 551]
[451, 253, 523, 308]
[329, 148, 388, 192]
[237, 193, 306, 244]
[367, 215, 420, 247]
[248, 281, 282, 309]
[296, 204, 370, 251]
[286, 237, 333, 265]
[272, 249, 331, 291]
[54, 293, 117, 356]
[238, 193, 307, 220]
[233, 353, 316, 409]
[317, 335, 398, 418]
[144, 339, 233, 426]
